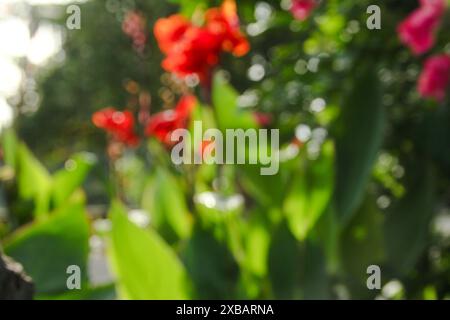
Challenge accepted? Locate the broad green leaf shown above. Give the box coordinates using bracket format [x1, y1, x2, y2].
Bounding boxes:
[4, 199, 89, 295]
[108, 201, 191, 300]
[384, 166, 435, 273]
[239, 163, 287, 208]
[17, 143, 52, 219]
[284, 140, 334, 240]
[300, 242, 330, 299]
[52, 152, 97, 207]
[212, 73, 257, 131]
[314, 205, 340, 274]
[243, 212, 271, 278]
[141, 169, 191, 241]
[419, 105, 450, 169]
[268, 222, 301, 299]
[334, 67, 385, 225]
[269, 224, 331, 299]
[183, 223, 239, 299]
[238, 211, 271, 299]
[340, 196, 384, 298]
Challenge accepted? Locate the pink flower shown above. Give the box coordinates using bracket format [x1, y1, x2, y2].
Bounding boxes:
[122, 11, 147, 53]
[420, 0, 446, 14]
[418, 54, 450, 102]
[290, 0, 318, 21]
[397, 0, 446, 55]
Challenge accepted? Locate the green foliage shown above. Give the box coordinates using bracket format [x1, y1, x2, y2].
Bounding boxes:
[1, 0, 449, 301]
[107, 201, 191, 299]
[334, 66, 385, 225]
[183, 223, 239, 299]
[4, 199, 89, 296]
[284, 140, 335, 240]
[16, 142, 52, 219]
[141, 169, 192, 242]
[1, 130, 95, 220]
[212, 73, 257, 131]
[52, 153, 97, 207]
[268, 222, 301, 299]
[385, 166, 436, 274]
[340, 197, 385, 297]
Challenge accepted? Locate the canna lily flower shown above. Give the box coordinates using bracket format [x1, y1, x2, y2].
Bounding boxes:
[205, 0, 250, 57]
[153, 14, 191, 55]
[145, 95, 197, 146]
[153, 0, 249, 83]
[418, 54, 450, 102]
[160, 27, 222, 83]
[92, 108, 140, 146]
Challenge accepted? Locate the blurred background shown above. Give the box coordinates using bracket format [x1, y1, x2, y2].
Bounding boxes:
[0, 0, 449, 300]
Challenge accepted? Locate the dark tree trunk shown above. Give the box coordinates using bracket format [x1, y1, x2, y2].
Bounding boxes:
[0, 254, 34, 300]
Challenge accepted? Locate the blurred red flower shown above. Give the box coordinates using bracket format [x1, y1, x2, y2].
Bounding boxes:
[290, 0, 318, 21]
[153, 14, 191, 55]
[160, 27, 222, 83]
[92, 108, 140, 146]
[145, 95, 197, 146]
[418, 54, 450, 102]
[122, 11, 147, 53]
[397, 0, 446, 55]
[253, 112, 272, 127]
[154, 0, 249, 83]
[205, 0, 250, 57]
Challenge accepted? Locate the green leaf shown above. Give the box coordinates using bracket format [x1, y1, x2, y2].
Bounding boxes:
[108, 201, 191, 299]
[16, 143, 52, 219]
[212, 73, 257, 131]
[180, 0, 209, 17]
[299, 242, 330, 299]
[315, 205, 340, 275]
[243, 211, 271, 278]
[284, 140, 335, 240]
[239, 164, 286, 208]
[4, 199, 89, 295]
[384, 166, 435, 273]
[1, 128, 18, 168]
[183, 223, 239, 299]
[334, 67, 385, 225]
[238, 211, 271, 298]
[141, 169, 192, 242]
[52, 152, 97, 207]
[340, 196, 384, 291]
[268, 222, 301, 299]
